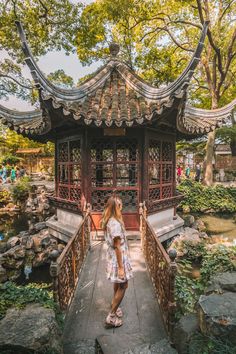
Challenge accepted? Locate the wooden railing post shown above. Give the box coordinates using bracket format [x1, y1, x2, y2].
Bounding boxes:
[50, 250, 60, 305]
[72, 241, 76, 286]
[168, 248, 178, 344]
[139, 202, 144, 249]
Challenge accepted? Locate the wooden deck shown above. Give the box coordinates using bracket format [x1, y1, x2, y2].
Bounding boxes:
[63, 240, 167, 353]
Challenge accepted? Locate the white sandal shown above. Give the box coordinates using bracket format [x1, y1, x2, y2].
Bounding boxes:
[105, 313, 123, 328]
[116, 307, 123, 318]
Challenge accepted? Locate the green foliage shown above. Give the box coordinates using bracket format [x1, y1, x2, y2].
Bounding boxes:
[0, 282, 63, 327]
[200, 245, 236, 285]
[0, 154, 20, 165]
[11, 177, 31, 203]
[0, 190, 11, 208]
[47, 69, 74, 88]
[175, 243, 236, 317]
[0, 1, 81, 58]
[182, 240, 206, 261]
[189, 333, 236, 354]
[177, 180, 236, 213]
[216, 125, 236, 144]
[175, 259, 205, 317]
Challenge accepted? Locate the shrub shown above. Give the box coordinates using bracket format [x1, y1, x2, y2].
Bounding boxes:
[189, 333, 236, 354]
[0, 154, 20, 166]
[0, 282, 63, 327]
[0, 190, 11, 208]
[177, 180, 236, 213]
[175, 244, 236, 317]
[200, 245, 236, 285]
[11, 177, 31, 203]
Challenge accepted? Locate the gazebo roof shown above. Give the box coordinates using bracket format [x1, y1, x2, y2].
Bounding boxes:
[0, 21, 235, 140]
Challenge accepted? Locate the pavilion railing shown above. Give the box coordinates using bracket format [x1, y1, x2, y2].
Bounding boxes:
[139, 202, 177, 342]
[49, 204, 93, 311]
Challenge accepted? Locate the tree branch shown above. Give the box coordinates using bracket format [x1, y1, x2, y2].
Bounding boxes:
[0, 74, 33, 90]
[219, 0, 236, 21]
[165, 27, 194, 52]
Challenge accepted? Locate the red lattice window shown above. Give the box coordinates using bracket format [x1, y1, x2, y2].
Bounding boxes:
[90, 138, 139, 212]
[148, 138, 174, 209]
[57, 137, 82, 208]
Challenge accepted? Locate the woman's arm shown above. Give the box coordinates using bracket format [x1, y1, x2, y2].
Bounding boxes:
[113, 237, 125, 279]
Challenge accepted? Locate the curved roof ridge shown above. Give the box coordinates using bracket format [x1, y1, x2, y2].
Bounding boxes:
[15, 20, 209, 102]
[0, 103, 42, 120]
[177, 99, 236, 135]
[185, 98, 236, 118]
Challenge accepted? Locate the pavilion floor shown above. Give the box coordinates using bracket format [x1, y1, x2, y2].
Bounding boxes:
[63, 240, 167, 354]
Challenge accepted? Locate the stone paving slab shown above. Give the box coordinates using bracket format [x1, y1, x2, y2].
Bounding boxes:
[63, 240, 166, 354]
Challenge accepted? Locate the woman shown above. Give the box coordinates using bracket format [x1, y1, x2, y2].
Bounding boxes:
[101, 195, 133, 328]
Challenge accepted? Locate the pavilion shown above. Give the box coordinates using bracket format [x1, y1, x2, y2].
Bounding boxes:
[1, 21, 235, 242]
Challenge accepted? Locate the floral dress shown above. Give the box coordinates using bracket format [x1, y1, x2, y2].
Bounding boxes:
[105, 217, 133, 283]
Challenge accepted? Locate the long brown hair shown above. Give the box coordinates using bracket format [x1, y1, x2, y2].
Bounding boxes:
[101, 196, 124, 230]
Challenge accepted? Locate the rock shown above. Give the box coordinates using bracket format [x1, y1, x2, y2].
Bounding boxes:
[193, 219, 206, 232]
[41, 235, 51, 248]
[198, 292, 236, 344]
[4, 245, 26, 260]
[26, 237, 34, 249]
[28, 225, 36, 235]
[7, 268, 21, 281]
[32, 236, 42, 253]
[173, 314, 199, 354]
[5, 202, 15, 209]
[7, 236, 21, 249]
[0, 303, 63, 354]
[0, 264, 7, 283]
[199, 232, 208, 239]
[205, 272, 236, 294]
[57, 243, 65, 253]
[0, 241, 7, 253]
[182, 215, 195, 227]
[19, 231, 30, 238]
[43, 203, 50, 210]
[0, 254, 6, 265]
[34, 221, 47, 232]
[168, 228, 201, 257]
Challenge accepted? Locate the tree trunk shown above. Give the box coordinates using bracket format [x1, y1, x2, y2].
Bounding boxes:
[230, 139, 236, 156]
[203, 99, 218, 186]
[203, 130, 216, 186]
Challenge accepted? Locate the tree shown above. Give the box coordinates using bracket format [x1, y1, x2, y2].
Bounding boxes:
[76, 0, 236, 185]
[0, 0, 82, 58]
[47, 69, 74, 88]
[0, 0, 81, 101]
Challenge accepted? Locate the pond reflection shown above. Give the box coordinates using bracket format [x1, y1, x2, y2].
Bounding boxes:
[199, 214, 236, 241]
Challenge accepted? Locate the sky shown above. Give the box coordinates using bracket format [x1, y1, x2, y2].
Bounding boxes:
[0, 0, 99, 111]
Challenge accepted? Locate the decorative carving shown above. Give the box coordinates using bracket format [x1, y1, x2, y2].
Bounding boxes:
[139, 205, 177, 341]
[52, 210, 92, 310]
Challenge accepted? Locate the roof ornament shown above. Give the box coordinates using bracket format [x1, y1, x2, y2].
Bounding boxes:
[109, 42, 120, 57]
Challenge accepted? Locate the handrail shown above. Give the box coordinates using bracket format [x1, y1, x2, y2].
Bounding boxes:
[84, 202, 98, 240]
[139, 202, 177, 343]
[50, 206, 92, 311]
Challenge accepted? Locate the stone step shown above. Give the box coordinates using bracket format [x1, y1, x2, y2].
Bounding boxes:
[63, 339, 96, 354]
[96, 334, 178, 354]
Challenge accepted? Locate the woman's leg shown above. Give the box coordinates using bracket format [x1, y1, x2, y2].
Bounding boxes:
[110, 282, 128, 314]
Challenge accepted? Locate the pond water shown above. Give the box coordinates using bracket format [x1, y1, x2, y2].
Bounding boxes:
[199, 214, 236, 242]
[0, 212, 45, 241]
